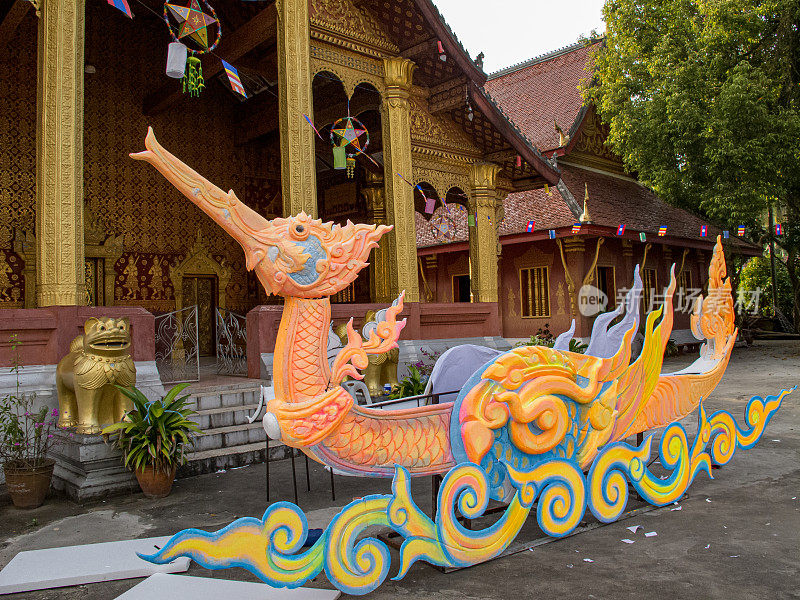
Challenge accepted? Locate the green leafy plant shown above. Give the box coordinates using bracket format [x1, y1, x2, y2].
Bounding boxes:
[568, 339, 588, 354]
[389, 365, 426, 399]
[102, 383, 200, 474]
[0, 333, 63, 470]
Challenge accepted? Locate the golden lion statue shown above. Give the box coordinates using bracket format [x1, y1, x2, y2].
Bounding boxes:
[56, 317, 136, 434]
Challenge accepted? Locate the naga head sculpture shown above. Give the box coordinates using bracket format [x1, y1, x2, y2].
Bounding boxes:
[131, 128, 390, 299]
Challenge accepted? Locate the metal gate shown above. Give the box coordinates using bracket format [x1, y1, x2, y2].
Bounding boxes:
[154, 306, 200, 384]
[215, 308, 247, 376]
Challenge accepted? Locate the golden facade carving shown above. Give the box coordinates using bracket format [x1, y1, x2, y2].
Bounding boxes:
[467, 163, 502, 303]
[310, 42, 384, 97]
[36, 0, 85, 306]
[56, 317, 136, 434]
[277, 0, 318, 217]
[381, 56, 419, 302]
[171, 231, 231, 311]
[84, 209, 124, 307]
[575, 110, 616, 160]
[582, 238, 605, 288]
[310, 0, 397, 57]
[556, 238, 585, 317]
[555, 281, 567, 316]
[409, 95, 481, 158]
[411, 156, 471, 204]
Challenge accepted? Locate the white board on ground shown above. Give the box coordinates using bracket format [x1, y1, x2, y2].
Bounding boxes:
[0, 537, 190, 595]
[114, 573, 342, 599]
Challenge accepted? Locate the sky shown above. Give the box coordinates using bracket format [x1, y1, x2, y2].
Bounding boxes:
[431, 0, 606, 74]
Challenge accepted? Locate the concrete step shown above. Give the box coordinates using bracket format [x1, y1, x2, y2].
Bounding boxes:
[181, 439, 296, 477]
[189, 403, 260, 430]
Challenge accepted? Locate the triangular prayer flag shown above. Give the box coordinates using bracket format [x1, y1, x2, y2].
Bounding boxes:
[221, 59, 247, 98]
[737, 225, 745, 236]
[107, 0, 133, 18]
[526, 220, 535, 233]
[616, 224, 625, 236]
[548, 230, 556, 239]
[658, 226, 667, 237]
[639, 231, 646, 242]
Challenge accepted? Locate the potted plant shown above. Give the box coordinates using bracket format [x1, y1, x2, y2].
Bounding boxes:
[1, 334, 62, 508]
[102, 383, 200, 499]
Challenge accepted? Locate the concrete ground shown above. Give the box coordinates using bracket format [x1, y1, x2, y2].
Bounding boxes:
[1, 340, 798, 600]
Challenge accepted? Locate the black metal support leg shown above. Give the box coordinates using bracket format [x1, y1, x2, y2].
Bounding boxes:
[330, 468, 336, 502]
[291, 451, 299, 505]
[265, 435, 270, 502]
[305, 455, 311, 492]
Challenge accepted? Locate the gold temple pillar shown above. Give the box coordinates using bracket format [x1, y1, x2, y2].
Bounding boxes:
[35, 0, 86, 306]
[276, 0, 317, 217]
[381, 57, 419, 302]
[363, 171, 392, 303]
[468, 163, 502, 303]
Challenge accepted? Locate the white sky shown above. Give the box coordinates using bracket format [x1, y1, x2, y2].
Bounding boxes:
[432, 0, 606, 74]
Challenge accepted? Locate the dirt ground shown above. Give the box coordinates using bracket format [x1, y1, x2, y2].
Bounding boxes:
[1, 340, 798, 600]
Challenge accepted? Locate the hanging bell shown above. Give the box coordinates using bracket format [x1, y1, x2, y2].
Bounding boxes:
[346, 156, 355, 178]
[166, 42, 188, 79]
[332, 145, 346, 170]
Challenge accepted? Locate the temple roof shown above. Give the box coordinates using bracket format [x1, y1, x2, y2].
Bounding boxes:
[484, 41, 599, 153]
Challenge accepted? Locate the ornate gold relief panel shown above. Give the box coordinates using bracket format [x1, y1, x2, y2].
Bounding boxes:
[411, 154, 472, 204]
[408, 95, 481, 158]
[310, 43, 384, 97]
[310, 0, 397, 57]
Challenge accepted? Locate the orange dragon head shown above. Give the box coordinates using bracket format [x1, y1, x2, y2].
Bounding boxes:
[131, 128, 390, 298]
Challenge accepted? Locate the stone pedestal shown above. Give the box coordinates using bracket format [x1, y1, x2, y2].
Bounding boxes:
[50, 430, 137, 502]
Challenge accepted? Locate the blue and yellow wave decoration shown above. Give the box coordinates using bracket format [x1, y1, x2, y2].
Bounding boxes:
[141, 388, 792, 595]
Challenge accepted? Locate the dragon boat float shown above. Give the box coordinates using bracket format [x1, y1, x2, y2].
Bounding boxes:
[130, 128, 792, 595]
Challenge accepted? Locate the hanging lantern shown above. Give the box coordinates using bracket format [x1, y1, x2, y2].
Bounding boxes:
[182, 56, 205, 97]
[163, 0, 221, 96]
[166, 42, 188, 78]
[329, 115, 370, 179]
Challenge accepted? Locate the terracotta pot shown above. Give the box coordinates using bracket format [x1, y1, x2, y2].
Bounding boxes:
[135, 464, 177, 499]
[3, 459, 55, 509]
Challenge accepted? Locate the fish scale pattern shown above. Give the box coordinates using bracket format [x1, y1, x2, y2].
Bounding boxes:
[321, 407, 456, 475]
[289, 300, 329, 400]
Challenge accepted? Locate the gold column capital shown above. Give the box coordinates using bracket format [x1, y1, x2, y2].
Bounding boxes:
[382, 57, 415, 96]
[469, 162, 502, 192]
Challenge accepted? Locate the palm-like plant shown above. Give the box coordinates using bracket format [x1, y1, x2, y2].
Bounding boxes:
[102, 383, 200, 474]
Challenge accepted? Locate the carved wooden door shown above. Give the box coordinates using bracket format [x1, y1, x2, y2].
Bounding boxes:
[182, 276, 217, 356]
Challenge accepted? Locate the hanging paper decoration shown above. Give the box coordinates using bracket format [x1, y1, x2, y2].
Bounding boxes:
[221, 59, 247, 98]
[775, 223, 783, 235]
[437, 40, 447, 61]
[526, 220, 535, 232]
[548, 230, 556, 239]
[658, 225, 667, 236]
[723, 230, 730, 239]
[639, 231, 647, 242]
[571, 222, 581, 234]
[182, 56, 204, 96]
[330, 115, 370, 178]
[468, 214, 476, 227]
[166, 42, 188, 78]
[737, 225, 745, 236]
[424, 197, 436, 214]
[163, 0, 221, 97]
[616, 224, 625, 236]
[700, 225, 708, 237]
[516, 155, 522, 168]
[107, 0, 133, 18]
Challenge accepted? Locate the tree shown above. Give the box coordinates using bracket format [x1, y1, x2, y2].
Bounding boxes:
[585, 0, 800, 331]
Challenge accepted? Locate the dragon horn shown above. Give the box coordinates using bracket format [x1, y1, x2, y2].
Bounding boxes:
[130, 127, 274, 270]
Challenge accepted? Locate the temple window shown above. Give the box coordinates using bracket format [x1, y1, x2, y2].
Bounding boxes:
[595, 266, 615, 309]
[520, 266, 550, 318]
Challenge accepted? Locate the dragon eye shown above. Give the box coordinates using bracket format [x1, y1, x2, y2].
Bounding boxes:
[295, 225, 305, 234]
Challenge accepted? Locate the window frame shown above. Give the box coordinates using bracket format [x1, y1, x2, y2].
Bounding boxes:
[519, 265, 551, 319]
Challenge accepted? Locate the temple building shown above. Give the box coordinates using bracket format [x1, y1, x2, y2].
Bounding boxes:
[0, 0, 758, 379]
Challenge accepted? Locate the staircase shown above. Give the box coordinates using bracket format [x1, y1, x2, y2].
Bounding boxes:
[179, 381, 294, 476]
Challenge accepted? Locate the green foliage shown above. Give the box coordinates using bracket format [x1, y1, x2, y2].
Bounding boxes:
[389, 365, 427, 399]
[739, 255, 794, 319]
[569, 339, 588, 354]
[665, 339, 680, 358]
[587, 0, 800, 329]
[102, 384, 200, 474]
[0, 334, 63, 469]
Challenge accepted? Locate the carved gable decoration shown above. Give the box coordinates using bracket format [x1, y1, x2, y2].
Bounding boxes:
[311, 0, 395, 53]
[409, 97, 480, 157]
[574, 109, 616, 161]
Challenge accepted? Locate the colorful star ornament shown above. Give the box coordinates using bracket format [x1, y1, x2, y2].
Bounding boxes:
[163, 0, 221, 97]
[330, 115, 371, 178]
